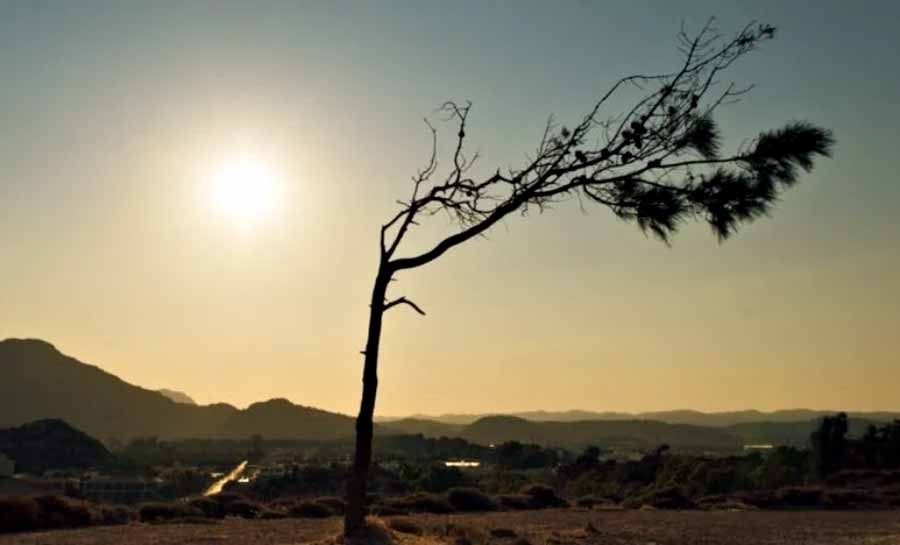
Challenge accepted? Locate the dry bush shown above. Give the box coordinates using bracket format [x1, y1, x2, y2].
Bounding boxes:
[34, 495, 99, 528]
[520, 484, 567, 508]
[316, 496, 347, 515]
[386, 493, 455, 514]
[446, 488, 498, 512]
[98, 504, 137, 525]
[498, 494, 534, 510]
[441, 522, 490, 545]
[823, 489, 874, 509]
[210, 492, 245, 505]
[138, 501, 203, 523]
[489, 527, 518, 538]
[226, 499, 265, 519]
[622, 487, 694, 510]
[259, 508, 287, 519]
[290, 500, 335, 518]
[188, 497, 226, 519]
[387, 516, 423, 535]
[0, 496, 40, 533]
[775, 486, 824, 508]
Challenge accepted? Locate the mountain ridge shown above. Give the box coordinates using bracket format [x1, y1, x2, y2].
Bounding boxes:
[0, 338, 354, 441]
[4, 338, 897, 449]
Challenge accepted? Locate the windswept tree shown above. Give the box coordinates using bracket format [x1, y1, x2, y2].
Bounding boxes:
[344, 21, 834, 534]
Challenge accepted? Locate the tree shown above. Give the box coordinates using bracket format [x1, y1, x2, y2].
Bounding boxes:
[343, 20, 834, 534]
[247, 434, 266, 464]
[810, 412, 848, 478]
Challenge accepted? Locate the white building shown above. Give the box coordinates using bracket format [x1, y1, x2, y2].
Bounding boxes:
[0, 453, 14, 477]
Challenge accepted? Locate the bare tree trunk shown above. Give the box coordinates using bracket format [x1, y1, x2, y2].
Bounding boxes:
[344, 265, 389, 536]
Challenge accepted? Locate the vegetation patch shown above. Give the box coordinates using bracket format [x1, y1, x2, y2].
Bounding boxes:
[446, 487, 499, 512]
[138, 501, 203, 523]
[289, 500, 336, 518]
[387, 516, 424, 535]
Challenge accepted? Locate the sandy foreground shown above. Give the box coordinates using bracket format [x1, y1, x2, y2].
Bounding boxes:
[2, 509, 900, 545]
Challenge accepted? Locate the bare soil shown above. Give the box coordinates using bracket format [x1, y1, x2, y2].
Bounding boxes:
[3, 509, 900, 545]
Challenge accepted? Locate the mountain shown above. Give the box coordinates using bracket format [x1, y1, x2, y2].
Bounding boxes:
[726, 417, 887, 447]
[220, 398, 354, 440]
[379, 418, 466, 438]
[5, 337, 895, 451]
[157, 389, 196, 405]
[397, 409, 900, 428]
[460, 415, 741, 451]
[0, 338, 354, 441]
[0, 419, 111, 474]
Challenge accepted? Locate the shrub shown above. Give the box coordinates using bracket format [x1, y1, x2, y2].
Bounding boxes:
[498, 494, 534, 510]
[387, 516, 423, 535]
[289, 500, 334, 518]
[0, 496, 40, 533]
[823, 489, 873, 509]
[99, 504, 137, 525]
[696, 495, 756, 511]
[211, 492, 245, 505]
[520, 484, 567, 508]
[732, 490, 777, 509]
[370, 504, 408, 516]
[315, 496, 346, 515]
[259, 508, 287, 519]
[226, 499, 264, 519]
[490, 528, 518, 539]
[575, 495, 614, 509]
[188, 497, 226, 519]
[419, 464, 467, 493]
[139, 502, 203, 523]
[34, 495, 99, 528]
[387, 493, 455, 514]
[622, 487, 694, 510]
[775, 486, 824, 508]
[446, 488, 498, 512]
[443, 522, 489, 545]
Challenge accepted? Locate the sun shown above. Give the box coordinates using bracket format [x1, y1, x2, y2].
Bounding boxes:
[211, 154, 279, 228]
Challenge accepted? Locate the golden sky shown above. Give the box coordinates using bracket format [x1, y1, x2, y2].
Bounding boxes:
[2, 2, 898, 415]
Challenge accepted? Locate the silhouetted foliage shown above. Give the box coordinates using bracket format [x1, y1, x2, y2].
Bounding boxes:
[138, 501, 203, 523]
[811, 412, 848, 478]
[446, 487, 499, 512]
[418, 462, 467, 493]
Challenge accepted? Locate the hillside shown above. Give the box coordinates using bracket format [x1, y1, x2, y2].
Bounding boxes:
[460, 416, 742, 451]
[0, 419, 111, 473]
[378, 418, 466, 438]
[220, 398, 354, 440]
[399, 409, 900, 427]
[157, 388, 196, 405]
[0, 339, 354, 441]
[3, 338, 892, 451]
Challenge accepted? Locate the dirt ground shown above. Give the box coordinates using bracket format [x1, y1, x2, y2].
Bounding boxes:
[2, 509, 900, 545]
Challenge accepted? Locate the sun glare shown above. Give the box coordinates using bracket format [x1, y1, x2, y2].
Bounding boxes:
[211, 154, 279, 229]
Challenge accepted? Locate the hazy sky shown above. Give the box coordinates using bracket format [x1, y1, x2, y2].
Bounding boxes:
[2, 1, 898, 416]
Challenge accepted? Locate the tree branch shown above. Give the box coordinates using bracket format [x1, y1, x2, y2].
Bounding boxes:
[384, 296, 427, 316]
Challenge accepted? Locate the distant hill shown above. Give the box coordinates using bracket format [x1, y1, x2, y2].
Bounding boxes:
[379, 418, 466, 438]
[725, 417, 886, 447]
[0, 338, 354, 441]
[157, 389, 196, 405]
[5, 338, 896, 451]
[396, 409, 900, 428]
[0, 419, 111, 473]
[460, 415, 742, 451]
[220, 398, 354, 440]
